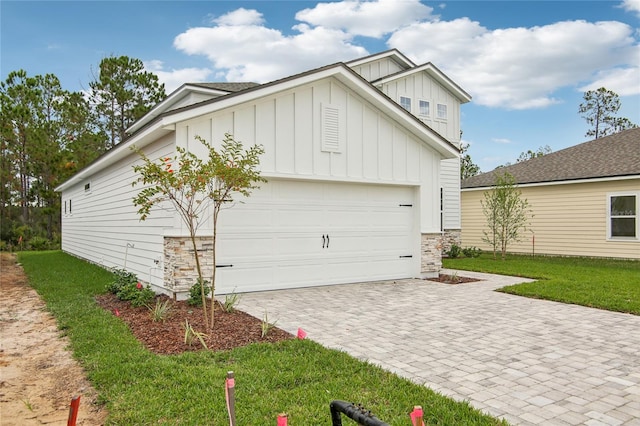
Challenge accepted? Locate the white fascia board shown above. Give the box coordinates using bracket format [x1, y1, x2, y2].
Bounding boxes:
[55, 120, 172, 192]
[346, 49, 415, 69]
[376, 63, 472, 104]
[461, 174, 640, 192]
[161, 65, 459, 160]
[127, 84, 230, 134]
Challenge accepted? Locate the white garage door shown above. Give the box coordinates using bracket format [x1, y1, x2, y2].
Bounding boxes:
[215, 179, 417, 293]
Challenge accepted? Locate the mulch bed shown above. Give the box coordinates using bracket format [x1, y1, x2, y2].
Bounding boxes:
[95, 294, 293, 355]
[426, 274, 482, 285]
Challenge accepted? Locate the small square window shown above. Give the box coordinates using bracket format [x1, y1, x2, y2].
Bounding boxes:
[437, 104, 447, 120]
[419, 100, 430, 116]
[84, 182, 91, 192]
[400, 96, 411, 112]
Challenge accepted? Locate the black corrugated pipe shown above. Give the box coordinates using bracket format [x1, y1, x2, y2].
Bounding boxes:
[329, 400, 390, 426]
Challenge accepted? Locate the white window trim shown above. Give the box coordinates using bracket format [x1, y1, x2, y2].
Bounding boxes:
[606, 192, 639, 241]
[436, 103, 448, 121]
[399, 95, 412, 113]
[418, 99, 431, 118]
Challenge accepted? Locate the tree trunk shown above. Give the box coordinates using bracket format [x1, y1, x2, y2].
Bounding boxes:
[188, 229, 208, 327]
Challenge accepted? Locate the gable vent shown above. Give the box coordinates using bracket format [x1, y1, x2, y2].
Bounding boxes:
[322, 104, 341, 153]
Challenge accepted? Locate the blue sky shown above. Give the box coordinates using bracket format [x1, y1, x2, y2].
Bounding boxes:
[2, 0, 639, 172]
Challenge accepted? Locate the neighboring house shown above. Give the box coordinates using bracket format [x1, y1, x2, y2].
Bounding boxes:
[461, 128, 640, 259]
[56, 49, 471, 297]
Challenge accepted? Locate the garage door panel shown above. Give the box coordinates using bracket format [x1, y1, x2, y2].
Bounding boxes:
[215, 179, 417, 293]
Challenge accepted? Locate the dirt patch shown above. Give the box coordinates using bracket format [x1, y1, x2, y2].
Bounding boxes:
[426, 273, 482, 285]
[0, 253, 107, 425]
[95, 294, 294, 355]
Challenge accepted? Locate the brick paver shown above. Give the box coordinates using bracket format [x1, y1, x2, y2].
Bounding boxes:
[234, 270, 640, 425]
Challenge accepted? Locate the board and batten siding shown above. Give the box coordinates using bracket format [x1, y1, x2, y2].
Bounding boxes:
[175, 77, 444, 234]
[60, 135, 176, 287]
[461, 179, 640, 259]
[376, 74, 462, 143]
[349, 57, 407, 82]
[441, 157, 461, 230]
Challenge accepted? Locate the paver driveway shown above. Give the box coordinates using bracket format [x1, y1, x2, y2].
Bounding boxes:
[235, 269, 640, 425]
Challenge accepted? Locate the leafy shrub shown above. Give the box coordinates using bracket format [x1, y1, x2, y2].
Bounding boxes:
[107, 268, 154, 307]
[187, 278, 210, 306]
[462, 246, 482, 258]
[446, 244, 462, 258]
[107, 268, 138, 294]
[28, 236, 51, 251]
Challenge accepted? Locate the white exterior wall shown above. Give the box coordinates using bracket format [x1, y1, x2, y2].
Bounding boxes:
[175, 77, 443, 236]
[349, 57, 407, 82]
[377, 73, 462, 231]
[60, 135, 175, 289]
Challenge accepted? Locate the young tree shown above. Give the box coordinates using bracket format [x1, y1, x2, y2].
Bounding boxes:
[90, 56, 165, 149]
[460, 142, 480, 179]
[578, 87, 637, 139]
[132, 146, 213, 326]
[132, 133, 265, 330]
[481, 172, 532, 260]
[199, 134, 265, 329]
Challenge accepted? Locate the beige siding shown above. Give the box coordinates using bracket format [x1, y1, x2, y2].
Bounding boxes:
[461, 179, 640, 259]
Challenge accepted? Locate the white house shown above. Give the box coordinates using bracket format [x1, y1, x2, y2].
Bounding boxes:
[56, 50, 471, 297]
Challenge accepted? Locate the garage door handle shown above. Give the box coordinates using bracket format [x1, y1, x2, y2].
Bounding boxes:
[322, 234, 326, 248]
[326, 234, 330, 248]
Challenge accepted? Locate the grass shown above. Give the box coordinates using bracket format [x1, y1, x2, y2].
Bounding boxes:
[444, 253, 640, 315]
[17, 251, 504, 425]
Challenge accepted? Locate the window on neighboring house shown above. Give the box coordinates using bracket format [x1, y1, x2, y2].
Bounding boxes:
[437, 103, 447, 120]
[609, 194, 637, 238]
[419, 100, 430, 117]
[400, 96, 411, 112]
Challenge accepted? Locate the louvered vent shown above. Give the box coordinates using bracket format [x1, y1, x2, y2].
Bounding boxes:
[322, 104, 341, 153]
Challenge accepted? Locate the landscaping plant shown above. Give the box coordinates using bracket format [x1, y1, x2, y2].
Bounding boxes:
[481, 171, 532, 260]
[133, 133, 265, 330]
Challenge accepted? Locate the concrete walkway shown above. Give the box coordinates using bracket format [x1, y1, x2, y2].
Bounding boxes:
[235, 270, 640, 425]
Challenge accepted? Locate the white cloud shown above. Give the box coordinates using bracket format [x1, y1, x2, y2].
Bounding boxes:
[579, 64, 640, 96]
[212, 8, 265, 26]
[620, 0, 640, 16]
[144, 60, 213, 93]
[492, 138, 512, 144]
[173, 9, 366, 83]
[389, 19, 638, 109]
[295, 0, 434, 38]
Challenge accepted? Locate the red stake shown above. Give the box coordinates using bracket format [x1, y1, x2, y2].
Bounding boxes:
[67, 395, 81, 426]
[410, 405, 424, 426]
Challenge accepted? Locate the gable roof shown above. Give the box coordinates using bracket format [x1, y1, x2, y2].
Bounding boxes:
[462, 127, 640, 189]
[56, 57, 461, 193]
[187, 82, 260, 92]
[373, 62, 472, 104]
[126, 82, 257, 134]
[345, 49, 415, 70]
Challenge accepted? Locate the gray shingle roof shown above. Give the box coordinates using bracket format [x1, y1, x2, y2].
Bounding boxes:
[462, 127, 640, 188]
[187, 82, 260, 92]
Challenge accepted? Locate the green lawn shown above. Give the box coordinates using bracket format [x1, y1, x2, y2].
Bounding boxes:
[17, 251, 504, 425]
[444, 254, 640, 315]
